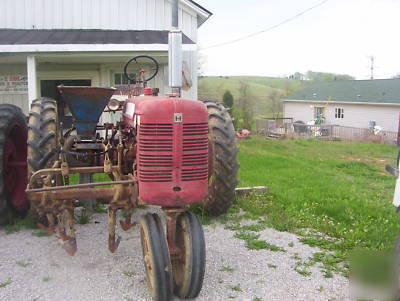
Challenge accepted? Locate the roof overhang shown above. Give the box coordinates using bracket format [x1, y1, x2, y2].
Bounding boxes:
[0, 43, 196, 53]
[283, 99, 400, 107]
[184, 0, 212, 27]
[0, 29, 197, 53]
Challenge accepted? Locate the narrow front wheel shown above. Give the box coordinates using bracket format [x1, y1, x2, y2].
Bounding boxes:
[139, 213, 172, 301]
[172, 211, 206, 299]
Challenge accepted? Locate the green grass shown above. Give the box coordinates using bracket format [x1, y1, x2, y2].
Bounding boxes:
[75, 209, 90, 225]
[229, 284, 242, 292]
[93, 203, 107, 213]
[42, 276, 51, 282]
[16, 260, 31, 268]
[0, 278, 12, 288]
[219, 265, 235, 273]
[31, 230, 52, 237]
[235, 137, 399, 269]
[122, 271, 136, 277]
[4, 216, 36, 234]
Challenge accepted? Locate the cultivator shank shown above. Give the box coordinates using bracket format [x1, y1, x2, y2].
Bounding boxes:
[27, 153, 138, 255]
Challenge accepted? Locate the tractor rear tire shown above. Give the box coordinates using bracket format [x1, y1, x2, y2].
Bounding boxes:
[27, 98, 58, 222]
[0, 104, 29, 225]
[201, 99, 239, 216]
[27, 97, 58, 180]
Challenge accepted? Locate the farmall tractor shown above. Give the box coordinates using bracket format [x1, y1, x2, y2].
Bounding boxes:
[0, 3, 238, 301]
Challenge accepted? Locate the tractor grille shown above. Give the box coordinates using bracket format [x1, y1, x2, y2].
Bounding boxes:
[138, 123, 173, 182]
[182, 123, 209, 182]
[138, 123, 208, 183]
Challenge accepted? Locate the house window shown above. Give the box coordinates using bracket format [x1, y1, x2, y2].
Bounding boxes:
[113, 73, 135, 85]
[335, 108, 344, 119]
[314, 107, 325, 119]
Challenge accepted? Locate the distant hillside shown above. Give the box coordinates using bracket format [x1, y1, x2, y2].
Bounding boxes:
[198, 76, 311, 116]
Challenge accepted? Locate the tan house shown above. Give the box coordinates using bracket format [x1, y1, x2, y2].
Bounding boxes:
[283, 78, 400, 132]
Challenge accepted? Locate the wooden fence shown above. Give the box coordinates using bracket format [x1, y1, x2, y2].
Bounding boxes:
[256, 118, 398, 145]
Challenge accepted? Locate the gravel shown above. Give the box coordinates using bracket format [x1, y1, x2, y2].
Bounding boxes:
[0, 207, 349, 301]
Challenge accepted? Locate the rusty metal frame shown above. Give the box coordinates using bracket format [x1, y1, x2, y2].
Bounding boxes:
[163, 207, 185, 260]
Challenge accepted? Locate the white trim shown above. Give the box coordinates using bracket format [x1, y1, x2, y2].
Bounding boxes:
[27, 55, 37, 105]
[181, 0, 210, 19]
[282, 99, 400, 107]
[0, 44, 197, 53]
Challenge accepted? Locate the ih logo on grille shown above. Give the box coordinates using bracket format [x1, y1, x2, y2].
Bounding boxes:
[174, 113, 183, 123]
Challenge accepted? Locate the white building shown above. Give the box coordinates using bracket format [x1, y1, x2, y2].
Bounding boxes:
[0, 0, 211, 114]
[283, 79, 400, 132]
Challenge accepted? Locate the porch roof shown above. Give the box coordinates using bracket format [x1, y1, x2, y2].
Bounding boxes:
[0, 29, 194, 45]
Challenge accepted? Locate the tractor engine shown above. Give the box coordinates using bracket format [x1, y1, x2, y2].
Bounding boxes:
[123, 95, 209, 206]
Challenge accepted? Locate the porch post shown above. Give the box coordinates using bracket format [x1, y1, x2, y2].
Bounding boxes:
[27, 55, 38, 105]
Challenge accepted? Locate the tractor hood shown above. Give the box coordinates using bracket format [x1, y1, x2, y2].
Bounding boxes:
[58, 86, 116, 137]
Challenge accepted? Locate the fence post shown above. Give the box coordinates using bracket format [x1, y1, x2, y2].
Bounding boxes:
[397, 113, 400, 146]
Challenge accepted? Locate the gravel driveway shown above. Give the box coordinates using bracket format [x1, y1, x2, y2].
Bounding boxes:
[0, 208, 349, 301]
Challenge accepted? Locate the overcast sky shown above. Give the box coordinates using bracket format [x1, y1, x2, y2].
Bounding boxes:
[195, 0, 400, 79]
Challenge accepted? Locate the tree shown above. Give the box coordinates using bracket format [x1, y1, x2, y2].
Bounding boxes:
[305, 71, 354, 81]
[268, 89, 283, 119]
[235, 82, 255, 130]
[289, 72, 305, 80]
[222, 90, 234, 110]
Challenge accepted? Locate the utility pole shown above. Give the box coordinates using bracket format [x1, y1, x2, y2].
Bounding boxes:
[369, 55, 375, 80]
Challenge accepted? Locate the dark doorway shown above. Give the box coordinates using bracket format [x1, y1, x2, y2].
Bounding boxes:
[40, 79, 91, 128]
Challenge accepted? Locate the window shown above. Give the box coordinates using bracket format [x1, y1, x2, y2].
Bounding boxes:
[113, 73, 135, 85]
[335, 108, 344, 119]
[314, 107, 325, 119]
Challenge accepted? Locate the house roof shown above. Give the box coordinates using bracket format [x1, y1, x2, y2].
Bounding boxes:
[0, 29, 195, 45]
[285, 78, 400, 104]
[187, 0, 212, 25]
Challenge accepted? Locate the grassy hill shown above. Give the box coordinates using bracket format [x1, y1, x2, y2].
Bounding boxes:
[198, 76, 311, 116]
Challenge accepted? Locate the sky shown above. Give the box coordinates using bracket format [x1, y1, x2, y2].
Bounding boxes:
[195, 0, 400, 79]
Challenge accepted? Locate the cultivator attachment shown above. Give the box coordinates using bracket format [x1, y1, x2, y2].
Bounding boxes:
[27, 165, 137, 256]
[26, 86, 138, 256]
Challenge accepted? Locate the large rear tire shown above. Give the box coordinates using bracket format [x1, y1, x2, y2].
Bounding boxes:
[0, 104, 29, 225]
[27, 98, 58, 221]
[201, 99, 239, 216]
[27, 97, 58, 182]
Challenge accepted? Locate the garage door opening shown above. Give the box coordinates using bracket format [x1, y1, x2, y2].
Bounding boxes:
[40, 79, 91, 128]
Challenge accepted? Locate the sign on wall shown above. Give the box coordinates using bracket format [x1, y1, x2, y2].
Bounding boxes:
[0, 75, 28, 94]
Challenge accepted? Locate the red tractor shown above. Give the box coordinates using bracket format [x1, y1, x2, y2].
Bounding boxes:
[0, 12, 238, 301]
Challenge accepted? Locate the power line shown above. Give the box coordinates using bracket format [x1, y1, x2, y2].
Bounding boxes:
[203, 0, 329, 50]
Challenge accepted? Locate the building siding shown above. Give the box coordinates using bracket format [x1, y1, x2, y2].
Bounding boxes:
[0, 0, 198, 42]
[284, 101, 400, 132]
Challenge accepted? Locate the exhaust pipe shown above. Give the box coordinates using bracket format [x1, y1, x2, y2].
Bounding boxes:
[168, 0, 182, 93]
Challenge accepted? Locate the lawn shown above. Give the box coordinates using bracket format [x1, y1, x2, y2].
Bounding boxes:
[236, 137, 399, 256]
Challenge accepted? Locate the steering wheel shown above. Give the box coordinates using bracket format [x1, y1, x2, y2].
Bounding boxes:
[123, 55, 159, 83]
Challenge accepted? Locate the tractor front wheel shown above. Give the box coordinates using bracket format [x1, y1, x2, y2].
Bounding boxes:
[172, 211, 205, 299]
[201, 99, 239, 216]
[0, 104, 29, 225]
[140, 213, 172, 301]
